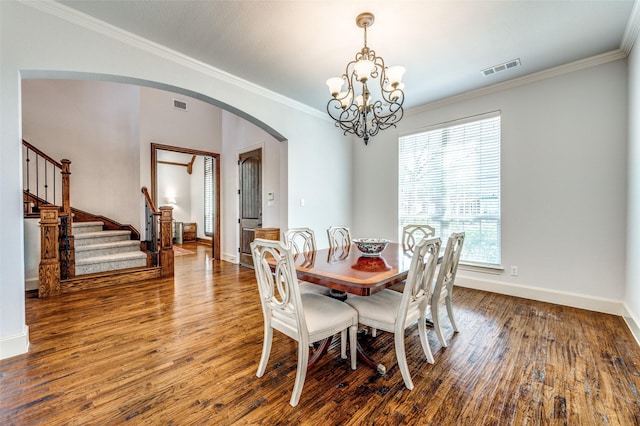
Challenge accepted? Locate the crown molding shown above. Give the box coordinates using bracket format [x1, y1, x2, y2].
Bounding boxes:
[407, 49, 627, 115]
[20, 0, 327, 120]
[621, 0, 640, 56]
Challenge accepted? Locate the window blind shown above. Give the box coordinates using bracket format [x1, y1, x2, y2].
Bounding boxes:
[399, 112, 501, 266]
[204, 157, 214, 236]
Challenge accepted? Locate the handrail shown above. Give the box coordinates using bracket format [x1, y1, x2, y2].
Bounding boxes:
[23, 139, 62, 169]
[141, 186, 159, 214]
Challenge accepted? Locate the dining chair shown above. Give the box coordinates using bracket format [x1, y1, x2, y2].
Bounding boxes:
[345, 236, 442, 390]
[283, 228, 325, 294]
[327, 226, 352, 251]
[251, 238, 358, 407]
[430, 232, 465, 347]
[402, 224, 436, 252]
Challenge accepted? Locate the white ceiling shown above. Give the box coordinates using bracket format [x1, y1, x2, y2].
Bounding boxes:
[57, 0, 637, 112]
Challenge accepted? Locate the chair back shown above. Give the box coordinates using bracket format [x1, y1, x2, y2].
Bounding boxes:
[327, 226, 352, 259]
[397, 236, 441, 328]
[251, 238, 307, 340]
[432, 232, 465, 299]
[283, 228, 317, 267]
[402, 224, 436, 252]
[283, 228, 317, 254]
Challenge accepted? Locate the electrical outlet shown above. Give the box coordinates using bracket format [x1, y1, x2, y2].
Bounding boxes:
[510, 266, 518, 276]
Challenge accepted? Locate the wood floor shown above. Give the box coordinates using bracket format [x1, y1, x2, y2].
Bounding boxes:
[2, 244, 640, 425]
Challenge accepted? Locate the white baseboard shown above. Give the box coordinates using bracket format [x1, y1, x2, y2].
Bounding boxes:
[25, 277, 38, 291]
[221, 252, 238, 263]
[622, 303, 640, 346]
[0, 326, 29, 360]
[456, 275, 624, 316]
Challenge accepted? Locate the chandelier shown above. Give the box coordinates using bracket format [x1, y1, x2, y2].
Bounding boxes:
[326, 12, 405, 145]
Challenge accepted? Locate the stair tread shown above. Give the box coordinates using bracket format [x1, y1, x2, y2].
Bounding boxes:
[76, 251, 147, 265]
[73, 230, 131, 239]
[75, 240, 140, 252]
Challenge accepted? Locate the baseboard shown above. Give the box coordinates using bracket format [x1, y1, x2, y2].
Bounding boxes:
[25, 277, 38, 291]
[222, 252, 238, 263]
[622, 303, 640, 346]
[456, 275, 624, 316]
[0, 326, 29, 360]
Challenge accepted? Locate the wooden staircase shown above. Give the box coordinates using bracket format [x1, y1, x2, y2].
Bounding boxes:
[23, 139, 174, 297]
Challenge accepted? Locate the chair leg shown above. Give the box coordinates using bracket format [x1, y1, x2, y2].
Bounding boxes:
[340, 329, 347, 359]
[257, 325, 273, 377]
[418, 314, 435, 364]
[394, 331, 413, 390]
[290, 337, 310, 407]
[432, 298, 447, 348]
[349, 325, 357, 370]
[446, 289, 458, 332]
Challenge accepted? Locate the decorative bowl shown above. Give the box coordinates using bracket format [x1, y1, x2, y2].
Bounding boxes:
[352, 238, 390, 256]
[351, 256, 391, 272]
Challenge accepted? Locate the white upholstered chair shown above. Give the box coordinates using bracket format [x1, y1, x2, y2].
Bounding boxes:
[283, 228, 325, 294]
[327, 226, 352, 251]
[345, 237, 442, 390]
[250, 238, 358, 407]
[431, 232, 465, 347]
[402, 224, 436, 252]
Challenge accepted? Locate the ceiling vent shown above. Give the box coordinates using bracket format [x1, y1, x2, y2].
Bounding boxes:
[173, 99, 188, 111]
[482, 58, 521, 76]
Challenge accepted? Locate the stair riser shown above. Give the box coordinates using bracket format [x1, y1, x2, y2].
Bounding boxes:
[73, 224, 104, 234]
[75, 244, 141, 260]
[76, 258, 148, 275]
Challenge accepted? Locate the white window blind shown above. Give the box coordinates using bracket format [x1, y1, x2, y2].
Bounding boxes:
[399, 112, 501, 266]
[204, 157, 214, 236]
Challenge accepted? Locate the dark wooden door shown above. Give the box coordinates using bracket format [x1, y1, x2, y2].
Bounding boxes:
[239, 148, 262, 267]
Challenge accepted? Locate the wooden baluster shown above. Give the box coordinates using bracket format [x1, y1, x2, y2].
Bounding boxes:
[60, 159, 75, 277]
[39, 206, 61, 298]
[159, 206, 174, 277]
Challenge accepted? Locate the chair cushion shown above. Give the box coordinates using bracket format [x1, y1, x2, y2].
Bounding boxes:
[301, 293, 357, 336]
[345, 289, 403, 328]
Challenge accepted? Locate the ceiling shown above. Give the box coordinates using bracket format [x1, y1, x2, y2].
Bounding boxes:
[57, 0, 637, 112]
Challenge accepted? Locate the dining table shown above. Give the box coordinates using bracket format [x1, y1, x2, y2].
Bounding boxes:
[291, 242, 414, 375]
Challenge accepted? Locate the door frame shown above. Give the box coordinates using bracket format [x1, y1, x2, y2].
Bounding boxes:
[151, 143, 221, 260]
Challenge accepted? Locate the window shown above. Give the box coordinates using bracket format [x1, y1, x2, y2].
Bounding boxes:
[204, 156, 215, 236]
[399, 112, 501, 267]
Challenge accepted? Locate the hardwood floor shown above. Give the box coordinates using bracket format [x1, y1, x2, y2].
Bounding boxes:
[2, 244, 640, 425]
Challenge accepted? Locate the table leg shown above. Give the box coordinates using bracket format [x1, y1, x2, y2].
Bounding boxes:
[307, 336, 332, 370]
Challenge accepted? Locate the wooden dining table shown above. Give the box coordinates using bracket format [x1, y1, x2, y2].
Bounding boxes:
[291, 242, 414, 374]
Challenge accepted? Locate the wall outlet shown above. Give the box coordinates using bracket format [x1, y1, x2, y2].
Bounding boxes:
[510, 266, 519, 276]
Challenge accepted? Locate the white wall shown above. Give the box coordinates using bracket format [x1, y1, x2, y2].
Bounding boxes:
[157, 161, 192, 223]
[353, 60, 628, 313]
[22, 79, 141, 228]
[0, 1, 351, 359]
[626, 38, 640, 338]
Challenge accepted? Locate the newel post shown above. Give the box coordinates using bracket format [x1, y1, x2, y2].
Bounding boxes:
[60, 159, 75, 278]
[159, 206, 174, 277]
[39, 205, 61, 298]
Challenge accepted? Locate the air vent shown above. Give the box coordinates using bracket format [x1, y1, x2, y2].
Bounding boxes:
[173, 99, 188, 111]
[482, 58, 521, 76]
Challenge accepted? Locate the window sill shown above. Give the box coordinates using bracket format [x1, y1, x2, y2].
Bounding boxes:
[459, 262, 504, 275]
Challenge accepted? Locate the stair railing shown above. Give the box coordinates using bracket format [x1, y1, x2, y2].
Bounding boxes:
[142, 187, 174, 277]
[24, 140, 75, 289]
